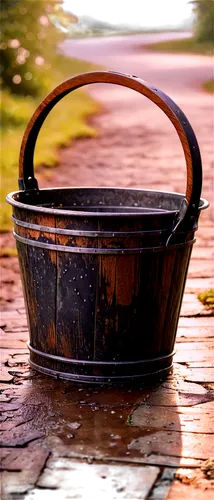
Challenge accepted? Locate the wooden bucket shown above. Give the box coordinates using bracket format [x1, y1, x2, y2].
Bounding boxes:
[7, 71, 208, 384]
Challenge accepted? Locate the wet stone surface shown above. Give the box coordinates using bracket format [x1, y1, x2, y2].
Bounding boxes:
[0, 337, 213, 499]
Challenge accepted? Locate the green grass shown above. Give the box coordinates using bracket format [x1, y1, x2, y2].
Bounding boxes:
[0, 246, 17, 257]
[145, 37, 213, 56]
[203, 79, 214, 93]
[126, 415, 132, 425]
[0, 56, 100, 232]
[198, 289, 214, 310]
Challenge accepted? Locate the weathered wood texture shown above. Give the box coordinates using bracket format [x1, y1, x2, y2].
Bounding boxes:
[9, 193, 202, 383]
[13, 204, 194, 380]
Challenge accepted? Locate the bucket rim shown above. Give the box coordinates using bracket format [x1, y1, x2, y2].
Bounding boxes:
[6, 186, 209, 218]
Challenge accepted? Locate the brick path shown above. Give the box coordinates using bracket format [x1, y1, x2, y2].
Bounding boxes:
[1, 39, 214, 499]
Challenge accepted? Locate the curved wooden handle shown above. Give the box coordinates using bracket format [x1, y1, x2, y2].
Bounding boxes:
[19, 70, 202, 215]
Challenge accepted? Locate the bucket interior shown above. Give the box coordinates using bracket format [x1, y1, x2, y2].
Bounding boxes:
[11, 187, 185, 215]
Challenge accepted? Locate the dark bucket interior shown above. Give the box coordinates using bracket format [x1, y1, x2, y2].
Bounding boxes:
[12, 187, 184, 215]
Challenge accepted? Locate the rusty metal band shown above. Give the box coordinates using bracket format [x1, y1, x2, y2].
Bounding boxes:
[12, 216, 169, 238]
[13, 232, 196, 254]
[27, 341, 175, 366]
[29, 360, 173, 383]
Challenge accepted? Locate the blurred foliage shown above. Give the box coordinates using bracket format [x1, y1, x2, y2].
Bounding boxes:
[1, 56, 100, 231]
[191, 0, 214, 43]
[203, 79, 214, 92]
[198, 289, 214, 309]
[1, 89, 35, 128]
[0, 2, 101, 232]
[0, 0, 77, 96]
[145, 37, 213, 55]
[49, 4, 78, 31]
[0, 247, 17, 257]
[147, 0, 213, 55]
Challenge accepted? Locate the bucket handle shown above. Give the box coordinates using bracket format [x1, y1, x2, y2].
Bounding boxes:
[19, 70, 202, 230]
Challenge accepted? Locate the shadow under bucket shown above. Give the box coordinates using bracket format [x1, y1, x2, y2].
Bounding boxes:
[7, 71, 209, 384]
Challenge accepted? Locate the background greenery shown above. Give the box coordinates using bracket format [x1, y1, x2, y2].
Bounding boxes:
[145, 0, 214, 95]
[0, 0, 99, 231]
[145, 37, 213, 55]
[146, 0, 214, 57]
[191, 0, 214, 43]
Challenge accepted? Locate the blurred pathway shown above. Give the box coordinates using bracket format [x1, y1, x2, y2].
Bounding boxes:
[55, 33, 213, 211]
